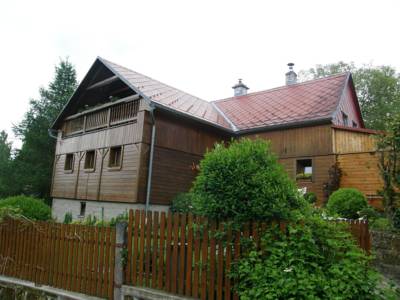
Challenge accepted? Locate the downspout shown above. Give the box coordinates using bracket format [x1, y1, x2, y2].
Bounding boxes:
[145, 105, 156, 211]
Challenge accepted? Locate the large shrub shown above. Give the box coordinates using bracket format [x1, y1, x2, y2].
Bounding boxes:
[0, 195, 51, 221]
[191, 139, 303, 223]
[327, 188, 368, 219]
[233, 216, 387, 299]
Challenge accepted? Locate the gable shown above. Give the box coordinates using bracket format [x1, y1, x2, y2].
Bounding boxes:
[332, 75, 364, 128]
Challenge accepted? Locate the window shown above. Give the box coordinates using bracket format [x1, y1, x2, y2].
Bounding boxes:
[296, 159, 312, 180]
[342, 112, 348, 126]
[352, 121, 357, 128]
[79, 202, 86, 217]
[84, 150, 96, 170]
[64, 153, 74, 172]
[109, 146, 123, 168]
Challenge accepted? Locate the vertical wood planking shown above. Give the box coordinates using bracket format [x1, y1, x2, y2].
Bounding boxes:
[216, 223, 224, 300]
[103, 227, 111, 298]
[178, 213, 186, 295]
[138, 210, 146, 286]
[152, 211, 159, 289]
[232, 231, 241, 300]
[125, 209, 134, 283]
[224, 228, 232, 300]
[145, 211, 152, 287]
[165, 211, 173, 292]
[132, 210, 140, 285]
[108, 228, 116, 300]
[208, 221, 216, 300]
[200, 219, 209, 300]
[185, 213, 194, 297]
[171, 213, 180, 294]
[96, 226, 105, 297]
[91, 226, 100, 296]
[157, 212, 166, 289]
[192, 216, 201, 298]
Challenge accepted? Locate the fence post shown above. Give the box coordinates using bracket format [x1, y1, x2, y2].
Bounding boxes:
[114, 222, 127, 300]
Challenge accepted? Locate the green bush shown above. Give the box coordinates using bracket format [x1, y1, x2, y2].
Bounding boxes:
[304, 192, 317, 204]
[233, 216, 385, 299]
[0, 195, 51, 221]
[393, 208, 400, 230]
[170, 193, 198, 213]
[63, 212, 73, 224]
[370, 217, 392, 231]
[327, 188, 368, 219]
[359, 206, 380, 222]
[191, 139, 303, 223]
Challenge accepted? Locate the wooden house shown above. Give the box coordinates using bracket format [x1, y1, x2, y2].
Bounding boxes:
[50, 58, 383, 220]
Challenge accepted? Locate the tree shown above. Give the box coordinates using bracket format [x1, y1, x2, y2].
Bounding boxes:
[0, 131, 13, 197]
[191, 139, 304, 224]
[299, 62, 400, 130]
[377, 113, 400, 223]
[12, 59, 78, 201]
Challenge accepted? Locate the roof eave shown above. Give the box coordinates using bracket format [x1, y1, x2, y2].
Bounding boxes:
[235, 117, 333, 135]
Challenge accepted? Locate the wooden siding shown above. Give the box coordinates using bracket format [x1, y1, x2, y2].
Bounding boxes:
[56, 120, 144, 155]
[52, 144, 142, 203]
[279, 155, 336, 203]
[244, 124, 333, 157]
[333, 127, 377, 154]
[338, 152, 383, 197]
[150, 147, 202, 205]
[332, 84, 363, 127]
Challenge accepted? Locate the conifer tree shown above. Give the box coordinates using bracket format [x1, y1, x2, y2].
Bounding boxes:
[13, 59, 78, 201]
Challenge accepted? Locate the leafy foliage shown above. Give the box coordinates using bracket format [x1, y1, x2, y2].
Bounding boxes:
[191, 139, 303, 223]
[63, 212, 73, 224]
[0, 195, 51, 221]
[303, 192, 317, 204]
[0, 131, 15, 198]
[299, 62, 400, 130]
[170, 193, 198, 213]
[11, 59, 77, 201]
[377, 114, 400, 224]
[232, 216, 385, 300]
[322, 162, 342, 202]
[393, 208, 400, 230]
[327, 188, 368, 219]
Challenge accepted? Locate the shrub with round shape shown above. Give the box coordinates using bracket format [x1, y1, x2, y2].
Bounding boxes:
[191, 139, 303, 223]
[0, 195, 51, 221]
[327, 188, 368, 219]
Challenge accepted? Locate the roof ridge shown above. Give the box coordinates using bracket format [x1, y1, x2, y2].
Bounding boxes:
[99, 57, 210, 105]
[213, 72, 349, 103]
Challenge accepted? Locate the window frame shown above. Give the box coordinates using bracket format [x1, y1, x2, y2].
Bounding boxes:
[352, 121, 357, 128]
[84, 150, 96, 172]
[64, 153, 74, 173]
[108, 145, 124, 171]
[295, 158, 313, 182]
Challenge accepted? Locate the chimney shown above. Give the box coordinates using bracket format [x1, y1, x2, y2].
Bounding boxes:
[285, 63, 297, 85]
[232, 79, 249, 96]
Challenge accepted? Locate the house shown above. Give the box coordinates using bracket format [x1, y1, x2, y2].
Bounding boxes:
[50, 58, 383, 220]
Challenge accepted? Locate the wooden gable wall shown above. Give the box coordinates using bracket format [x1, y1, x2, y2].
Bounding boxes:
[332, 83, 364, 128]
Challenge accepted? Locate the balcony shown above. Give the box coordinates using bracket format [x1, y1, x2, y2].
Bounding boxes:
[62, 95, 141, 137]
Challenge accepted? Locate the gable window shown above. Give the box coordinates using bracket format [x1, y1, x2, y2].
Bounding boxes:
[296, 159, 312, 181]
[79, 202, 86, 217]
[84, 150, 96, 170]
[109, 146, 123, 169]
[352, 121, 357, 128]
[342, 112, 349, 126]
[64, 153, 74, 172]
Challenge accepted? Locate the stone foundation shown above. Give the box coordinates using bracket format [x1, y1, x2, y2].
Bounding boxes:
[371, 230, 400, 285]
[52, 198, 169, 222]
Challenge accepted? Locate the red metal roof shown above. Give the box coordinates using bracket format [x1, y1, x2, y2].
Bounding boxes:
[213, 73, 349, 131]
[100, 58, 232, 130]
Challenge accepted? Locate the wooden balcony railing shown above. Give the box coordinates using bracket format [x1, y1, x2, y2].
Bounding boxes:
[63, 95, 140, 137]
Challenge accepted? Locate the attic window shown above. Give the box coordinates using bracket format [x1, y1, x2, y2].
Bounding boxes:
[296, 159, 312, 181]
[109, 146, 123, 169]
[64, 153, 74, 172]
[84, 150, 96, 170]
[342, 112, 349, 126]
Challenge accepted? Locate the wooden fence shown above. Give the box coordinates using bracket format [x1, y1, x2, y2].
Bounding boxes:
[0, 218, 116, 299]
[124, 210, 371, 300]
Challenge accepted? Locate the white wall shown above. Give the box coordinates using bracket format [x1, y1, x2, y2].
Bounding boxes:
[52, 198, 169, 222]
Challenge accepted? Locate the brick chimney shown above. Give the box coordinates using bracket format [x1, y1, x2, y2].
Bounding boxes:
[285, 63, 297, 85]
[232, 79, 249, 96]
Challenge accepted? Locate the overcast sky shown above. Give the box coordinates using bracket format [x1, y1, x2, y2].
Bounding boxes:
[1, 0, 399, 148]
